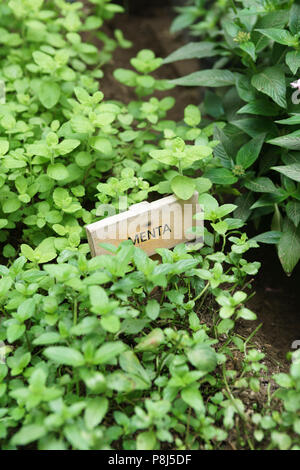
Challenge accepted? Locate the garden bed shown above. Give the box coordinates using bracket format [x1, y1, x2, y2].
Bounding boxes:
[100, 5, 300, 373]
[1, 0, 300, 452]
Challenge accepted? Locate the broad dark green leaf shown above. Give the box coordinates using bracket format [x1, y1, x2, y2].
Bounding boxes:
[272, 163, 300, 182]
[278, 217, 300, 274]
[286, 200, 300, 227]
[236, 134, 265, 169]
[250, 231, 282, 244]
[164, 42, 219, 64]
[204, 168, 238, 185]
[268, 132, 300, 150]
[171, 70, 236, 87]
[251, 66, 287, 108]
[244, 177, 277, 193]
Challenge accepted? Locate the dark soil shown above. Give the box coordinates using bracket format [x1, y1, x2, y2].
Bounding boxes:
[99, 6, 201, 121]
[247, 245, 300, 368]
[100, 5, 300, 376]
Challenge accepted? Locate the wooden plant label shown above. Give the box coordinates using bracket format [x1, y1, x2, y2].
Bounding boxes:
[86, 192, 203, 257]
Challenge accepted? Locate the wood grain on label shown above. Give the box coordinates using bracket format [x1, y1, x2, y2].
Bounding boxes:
[86, 192, 202, 257]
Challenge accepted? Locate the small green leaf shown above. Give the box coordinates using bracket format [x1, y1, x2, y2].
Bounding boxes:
[184, 104, 201, 127]
[181, 385, 205, 413]
[84, 397, 108, 430]
[47, 163, 69, 180]
[39, 81, 61, 109]
[187, 344, 217, 373]
[44, 346, 85, 367]
[136, 431, 156, 450]
[171, 175, 196, 200]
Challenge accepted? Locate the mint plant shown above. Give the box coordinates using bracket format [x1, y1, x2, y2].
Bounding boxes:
[166, 0, 300, 274]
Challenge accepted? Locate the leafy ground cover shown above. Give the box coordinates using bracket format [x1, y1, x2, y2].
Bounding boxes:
[0, 0, 300, 451]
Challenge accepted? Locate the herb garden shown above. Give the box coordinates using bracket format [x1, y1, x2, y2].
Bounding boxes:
[1, 0, 300, 451]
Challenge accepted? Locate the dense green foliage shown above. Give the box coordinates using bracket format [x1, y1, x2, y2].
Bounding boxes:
[0, 0, 299, 451]
[168, 0, 300, 275]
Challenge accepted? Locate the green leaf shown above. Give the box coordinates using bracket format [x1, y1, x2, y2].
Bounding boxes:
[278, 218, 300, 275]
[145, 299, 160, 320]
[271, 431, 291, 450]
[217, 318, 234, 334]
[149, 149, 177, 166]
[33, 51, 55, 70]
[244, 177, 277, 193]
[238, 99, 278, 117]
[94, 341, 127, 365]
[184, 104, 201, 127]
[90, 137, 112, 154]
[20, 244, 35, 261]
[231, 117, 277, 138]
[2, 197, 21, 213]
[195, 177, 212, 194]
[213, 126, 232, 169]
[187, 344, 217, 373]
[47, 163, 69, 180]
[198, 193, 218, 212]
[181, 385, 205, 413]
[71, 115, 94, 134]
[204, 91, 224, 119]
[286, 201, 300, 227]
[0, 140, 9, 156]
[100, 314, 120, 333]
[289, 3, 300, 35]
[251, 66, 286, 108]
[35, 238, 57, 263]
[171, 69, 236, 87]
[268, 132, 300, 150]
[84, 397, 108, 430]
[43, 346, 85, 367]
[272, 163, 300, 182]
[236, 134, 265, 170]
[276, 114, 300, 125]
[250, 231, 282, 244]
[0, 219, 8, 229]
[33, 332, 62, 345]
[256, 28, 298, 46]
[38, 81, 60, 109]
[136, 431, 156, 450]
[204, 168, 238, 185]
[239, 41, 256, 61]
[7, 323, 25, 343]
[135, 328, 165, 352]
[286, 50, 300, 75]
[57, 139, 80, 155]
[171, 175, 196, 200]
[164, 42, 219, 64]
[119, 351, 150, 385]
[11, 424, 46, 446]
[237, 307, 257, 321]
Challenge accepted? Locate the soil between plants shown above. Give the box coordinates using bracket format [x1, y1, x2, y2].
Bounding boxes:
[100, 6, 300, 377]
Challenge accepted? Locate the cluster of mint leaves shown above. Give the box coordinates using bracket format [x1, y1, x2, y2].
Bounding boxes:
[0, 0, 299, 451]
[168, 0, 300, 275]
